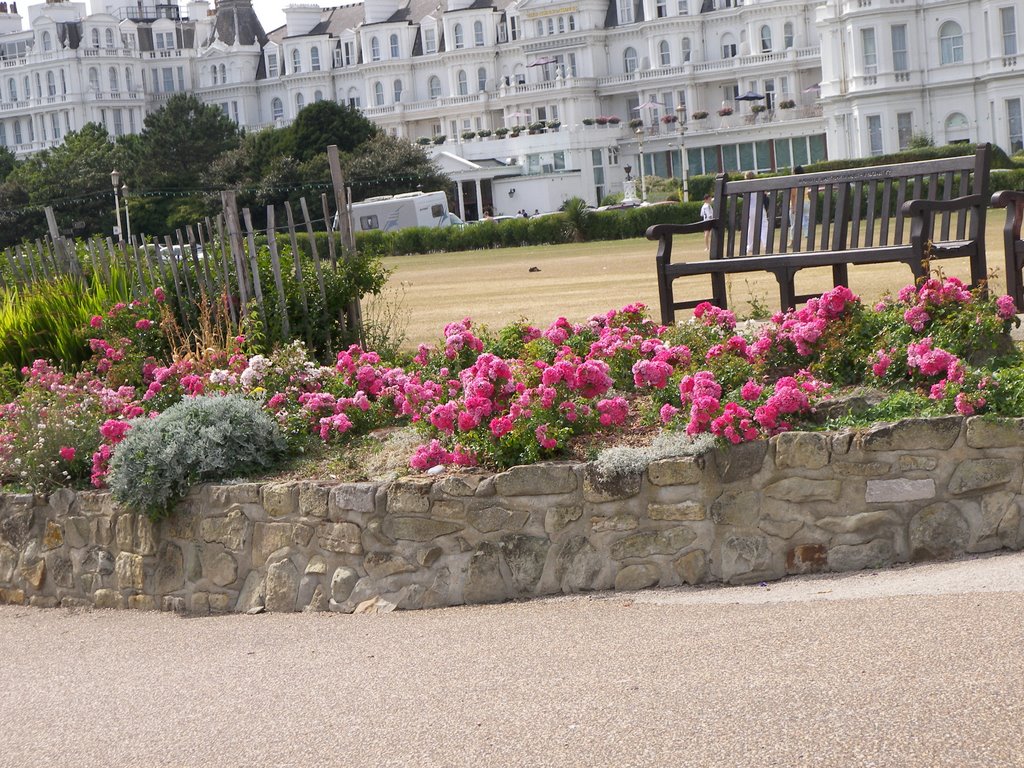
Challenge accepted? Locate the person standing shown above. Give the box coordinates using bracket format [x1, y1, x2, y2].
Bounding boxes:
[700, 194, 714, 253]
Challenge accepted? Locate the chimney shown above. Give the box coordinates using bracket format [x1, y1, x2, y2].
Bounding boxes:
[283, 4, 322, 36]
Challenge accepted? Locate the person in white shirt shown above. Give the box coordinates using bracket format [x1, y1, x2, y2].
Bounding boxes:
[700, 194, 714, 252]
[743, 170, 768, 255]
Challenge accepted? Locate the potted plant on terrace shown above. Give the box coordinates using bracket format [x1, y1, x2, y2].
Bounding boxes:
[661, 114, 679, 125]
[628, 118, 643, 129]
[416, 137, 431, 145]
[478, 129, 492, 138]
[546, 119, 561, 131]
[691, 110, 709, 120]
[432, 135, 447, 145]
[778, 99, 796, 110]
[461, 130, 477, 141]
[751, 104, 767, 115]
[595, 116, 609, 125]
[528, 121, 546, 134]
[494, 127, 510, 137]
[607, 115, 621, 125]
[582, 117, 596, 126]
[717, 106, 734, 117]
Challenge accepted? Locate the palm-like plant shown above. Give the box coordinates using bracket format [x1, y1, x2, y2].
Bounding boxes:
[561, 197, 592, 243]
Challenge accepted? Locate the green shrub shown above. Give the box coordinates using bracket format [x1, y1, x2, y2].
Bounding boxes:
[109, 395, 286, 519]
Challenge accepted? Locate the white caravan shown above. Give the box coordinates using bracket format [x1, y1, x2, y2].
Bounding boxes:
[344, 191, 461, 233]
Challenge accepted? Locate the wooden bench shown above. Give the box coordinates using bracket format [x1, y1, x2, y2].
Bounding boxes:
[647, 145, 992, 324]
[992, 189, 1024, 307]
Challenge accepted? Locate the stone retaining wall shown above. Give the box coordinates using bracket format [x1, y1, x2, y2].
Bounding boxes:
[1, 416, 1023, 614]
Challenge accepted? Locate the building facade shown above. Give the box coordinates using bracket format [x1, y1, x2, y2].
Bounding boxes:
[0, 0, 1018, 218]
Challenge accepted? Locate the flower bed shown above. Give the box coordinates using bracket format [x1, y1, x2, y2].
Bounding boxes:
[0, 278, 1021, 519]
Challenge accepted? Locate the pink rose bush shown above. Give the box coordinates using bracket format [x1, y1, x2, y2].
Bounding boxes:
[1, 277, 1023, 491]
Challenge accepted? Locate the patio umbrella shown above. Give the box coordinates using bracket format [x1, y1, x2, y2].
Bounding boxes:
[803, 83, 821, 93]
[735, 90, 765, 101]
[527, 57, 557, 67]
[633, 99, 668, 111]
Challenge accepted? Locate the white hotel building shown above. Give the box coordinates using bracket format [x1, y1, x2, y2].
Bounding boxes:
[0, 0, 1020, 218]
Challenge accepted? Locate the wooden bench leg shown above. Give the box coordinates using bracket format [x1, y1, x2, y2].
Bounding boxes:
[774, 268, 797, 311]
[832, 263, 849, 290]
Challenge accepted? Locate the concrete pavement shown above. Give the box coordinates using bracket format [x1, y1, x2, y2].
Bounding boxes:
[2, 551, 1023, 767]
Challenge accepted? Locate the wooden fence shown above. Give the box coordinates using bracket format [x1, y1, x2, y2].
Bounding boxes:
[0, 145, 363, 350]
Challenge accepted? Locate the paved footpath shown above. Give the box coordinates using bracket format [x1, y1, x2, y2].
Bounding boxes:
[2, 552, 1024, 768]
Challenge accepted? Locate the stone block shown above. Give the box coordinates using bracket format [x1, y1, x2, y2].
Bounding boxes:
[786, 544, 828, 574]
[431, 501, 465, 521]
[468, 506, 528, 534]
[200, 507, 250, 551]
[859, 417, 961, 451]
[673, 550, 708, 585]
[209, 593, 231, 613]
[360, 519, 393, 553]
[135, 516, 156, 556]
[60, 597, 90, 609]
[416, 546, 443, 567]
[965, 417, 1024, 449]
[265, 559, 299, 612]
[499, 534, 549, 593]
[191, 592, 210, 615]
[329, 483, 378, 516]
[363, 552, 416, 580]
[763, 479, 841, 503]
[494, 464, 577, 496]
[463, 543, 506, 604]
[816, 510, 900, 537]
[48, 488, 77, 516]
[831, 461, 890, 478]
[293, 524, 314, 547]
[610, 527, 697, 560]
[948, 458, 1016, 496]
[0, 544, 17, 582]
[719, 535, 771, 581]
[775, 432, 830, 470]
[614, 564, 660, 591]
[253, 522, 295, 563]
[0, 508, 34, 549]
[317, 522, 362, 555]
[29, 596, 58, 609]
[235, 571, 265, 613]
[202, 550, 238, 587]
[827, 539, 895, 572]
[713, 441, 768, 483]
[909, 502, 969, 561]
[93, 589, 124, 609]
[262, 483, 299, 518]
[757, 515, 804, 540]
[205, 484, 261, 507]
[647, 457, 703, 487]
[897, 456, 938, 472]
[154, 542, 185, 593]
[865, 479, 935, 503]
[162, 596, 187, 614]
[128, 595, 157, 611]
[305, 555, 327, 574]
[545, 505, 583, 534]
[386, 479, 433, 514]
[330, 566, 359, 603]
[0, 587, 25, 604]
[555, 536, 604, 592]
[64, 517, 90, 549]
[435, 475, 484, 497]
[582, 465, 641, 503]
[304, 584, 329, 613]
[19, 557, 45, 591]
[115, 514, 135, 552]
[42, 521, 64, 551]
[969, 492, 1016, 553]
[591, 514, 638, 533]
[48, 555, 73, 589]
[81, 546, 114, 575]
[382, 516, 463, 541]
[298, 483, 330, 518]
[710, 491, 759, 526]
[649, 501, 705, 521]
[114, 552, 143, 591]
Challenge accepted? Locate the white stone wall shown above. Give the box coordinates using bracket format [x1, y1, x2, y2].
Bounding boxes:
[1, 416, 1022, 614]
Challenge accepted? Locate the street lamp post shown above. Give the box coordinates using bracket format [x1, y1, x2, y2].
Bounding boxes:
[110, 169, 124, 244]
[634, 127, 647, 203]
[676, 104, 689, 202]
[122, 183, 133, 243]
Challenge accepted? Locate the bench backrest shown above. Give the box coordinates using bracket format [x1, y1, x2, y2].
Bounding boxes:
[711, 145, 991, 258]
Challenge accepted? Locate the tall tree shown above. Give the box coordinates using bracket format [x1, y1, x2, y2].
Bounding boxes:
[290, 101, 379, 163]
[132, 93, 241, 191]
[344, 134, 451, 201]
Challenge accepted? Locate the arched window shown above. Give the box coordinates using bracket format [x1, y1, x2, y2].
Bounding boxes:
[760, 25, 772, 52]
[454, 23, 464, 48]
[721, 32, 737, 58]
[7, 78, 15, 101]
[125, 68, 133, 91]
[370, 37, 381, 61]
[393, 79, 403, 102]
[457, 69, 468, 95]
[557, 16, 565, 34]
[88, 67, 99, 92]
[105, 29, 114, 49]
[569, 15, 576, 31]
[623, 46, 638, 73]
[33, 73, 40, 98]
[535, 20, 543, 36]
[60, 70, 67, 94]
[477, 67, 487, 91]
[314, 89, 323, 102]
[658, 40, 670, 66]
[219, 64, 226, 83]
[45, 71, 55, 97]
[474, 21, 484, 46]
[91, 29, 100, 48]
[784, 22, 794, 48]
[210, 65, 218, 85]
[108, 67, 118, 92]
[428, 75, 441, 98]
[41, 31, 52, 52]
[681, 37, 692, 61]
[291, 48, 302, 73]
[389, 34, 399, 58]
[944, 111, 970, 142]
[374, 81, 384, 105]
[296, 92, 305, 111]
[310, 46, 321, 70]
[939, 21, 964, 64]
[271, 97, 283, 120]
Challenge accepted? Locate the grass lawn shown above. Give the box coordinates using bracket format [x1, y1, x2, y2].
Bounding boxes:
[372, 220, 1011, 347]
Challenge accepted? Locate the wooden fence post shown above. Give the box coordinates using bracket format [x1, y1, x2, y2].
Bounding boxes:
[327, 144, 363, 341]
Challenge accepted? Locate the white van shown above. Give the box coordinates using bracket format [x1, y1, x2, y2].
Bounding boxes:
[342, 191, 462, 233]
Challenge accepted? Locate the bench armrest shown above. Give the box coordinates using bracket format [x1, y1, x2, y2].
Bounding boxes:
[646, 221, 714, 241]
[992, 189, 1024, 209]
[901, 194, 985, 217]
